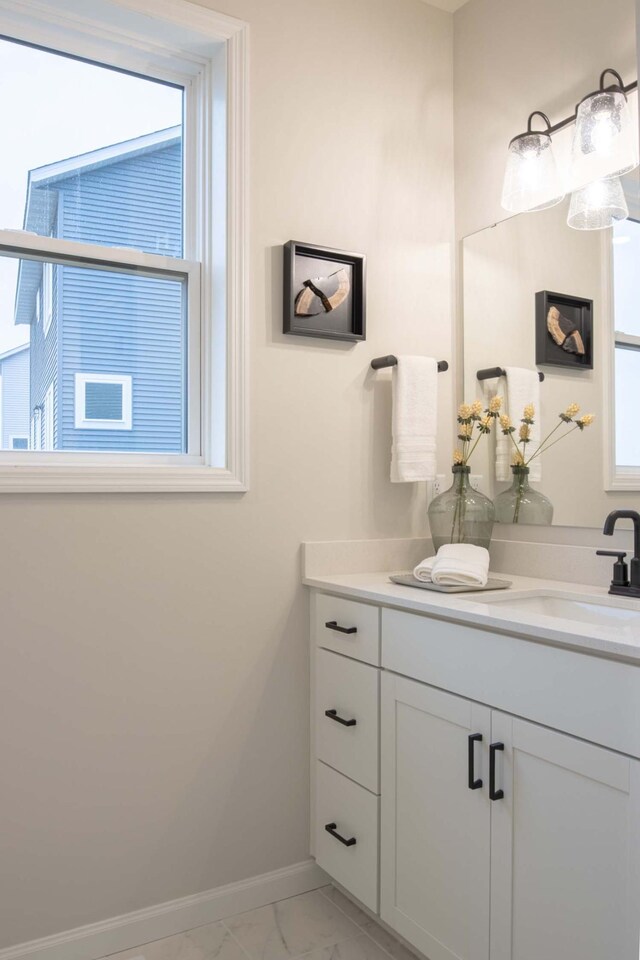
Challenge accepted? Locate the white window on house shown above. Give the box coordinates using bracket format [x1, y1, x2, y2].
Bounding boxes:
[42, 262, 53, 336]
[31, 408, 42, 451]
[611, 217, 640, 486]
[10, 436, 29, 450]
[0, 0, 247, 494]
[43, 383, 54, 450]
[75, 374, 132, 431]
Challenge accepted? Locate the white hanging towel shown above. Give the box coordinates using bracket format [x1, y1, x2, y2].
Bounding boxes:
[495, 367, 542, 483]
[390, 356, 438, 483]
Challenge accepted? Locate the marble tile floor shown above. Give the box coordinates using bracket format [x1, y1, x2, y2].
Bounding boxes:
[101, 886, 421, 960]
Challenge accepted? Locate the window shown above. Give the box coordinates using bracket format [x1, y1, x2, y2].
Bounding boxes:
[42, 262, 53, 336]
[0, 0, 248, 493]
[611, 217, 640, 484]
[75, 374, 132, 431]
[10, 436, 29, 450]
[43, 383, 54, 450]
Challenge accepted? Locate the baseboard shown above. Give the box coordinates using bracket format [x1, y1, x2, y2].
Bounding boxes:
[0, 859, 329, 960]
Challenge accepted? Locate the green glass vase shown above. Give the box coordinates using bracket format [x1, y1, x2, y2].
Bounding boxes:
[428, 464, 495, 551]
[494, 465, 553, 525]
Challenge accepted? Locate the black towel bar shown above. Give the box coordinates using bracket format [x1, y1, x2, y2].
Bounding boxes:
[371, 355, 449, 372]
[476, 366, 544, 382]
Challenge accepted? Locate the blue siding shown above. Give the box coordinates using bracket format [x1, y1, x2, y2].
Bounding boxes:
[59, 267, 184, 452]
[0, 348, 30, 448]
[57, 143, 182, 256]
[28, 136, 184, 452]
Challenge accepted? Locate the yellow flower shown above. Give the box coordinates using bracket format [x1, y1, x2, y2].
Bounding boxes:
[458, 423, 473, 439]
[523, 403, 535, 420]
[453, 450, 464, 464]
[519, 423, 530, 441]
[489, 396, 503, 414]
[512, 451, 525, 466]
[499, 414, 512, 431]
[470, 400, 483, 417]
[458, 403, 472, 420]
[576, 414, 595, 431]
[565, 403, 580, 418]
[479, 415, 492, 434]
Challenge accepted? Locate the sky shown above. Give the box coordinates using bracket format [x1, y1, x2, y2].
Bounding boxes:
[0, 37, 182, 355]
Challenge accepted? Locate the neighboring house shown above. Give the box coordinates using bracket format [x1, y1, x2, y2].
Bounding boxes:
[0, 343, 30, 450]
[14, 126, 183, 452]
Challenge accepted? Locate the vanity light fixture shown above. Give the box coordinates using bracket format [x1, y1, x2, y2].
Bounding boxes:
[501, 68, 638, 223]
[570, 69, 638, 187]
[500, 111, 564, 214]
[567, 176, 629, 231]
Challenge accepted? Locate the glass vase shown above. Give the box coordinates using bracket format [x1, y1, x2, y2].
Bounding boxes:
[494, 465, 553, 525]
[428, 465, 495, 552]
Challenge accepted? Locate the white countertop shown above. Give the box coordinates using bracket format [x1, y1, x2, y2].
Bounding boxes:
[303, 571, 640, 664]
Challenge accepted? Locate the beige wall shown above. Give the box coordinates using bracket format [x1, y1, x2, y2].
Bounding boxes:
[454, 0, 636, 240]
[0, 0, 455, 948]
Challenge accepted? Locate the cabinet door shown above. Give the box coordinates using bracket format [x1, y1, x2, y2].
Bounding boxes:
[380, 672, 491, 960]
[490, 712, 640, 960]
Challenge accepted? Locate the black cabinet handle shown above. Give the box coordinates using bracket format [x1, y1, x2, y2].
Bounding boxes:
[324, 822, 356, 846]
[490, 742, 505, 801]
[325, 620, 358, 635]
[468, 733, 483, 790]
[325, 709, 357, 727]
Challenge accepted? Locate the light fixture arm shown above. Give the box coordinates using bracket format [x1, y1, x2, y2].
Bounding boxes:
[526, 111, 552, 134]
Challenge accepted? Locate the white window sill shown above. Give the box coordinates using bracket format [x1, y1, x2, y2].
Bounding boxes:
[0, 464, 247, 493]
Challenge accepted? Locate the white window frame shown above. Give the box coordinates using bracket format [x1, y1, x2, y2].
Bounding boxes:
[0, 0, 248, 493]
[75, 373, 132, 431]
[9, 434, 29, 450]
[31, 408, 42, 451]
[604, 225, 640, 490]
[43, 382, 54, 450]
[42, 261, 53, 336]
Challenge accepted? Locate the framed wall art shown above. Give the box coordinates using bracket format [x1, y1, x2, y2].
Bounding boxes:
[283, 241, 366, 342]
[535, 289, 593, 370]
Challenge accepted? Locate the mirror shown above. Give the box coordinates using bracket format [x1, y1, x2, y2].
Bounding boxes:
[462, 172, 640, 529]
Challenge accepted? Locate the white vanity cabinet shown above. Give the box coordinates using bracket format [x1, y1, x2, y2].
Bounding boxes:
[310, 589, 640, 960]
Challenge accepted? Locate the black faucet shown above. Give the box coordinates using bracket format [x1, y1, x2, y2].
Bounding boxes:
[597, 510, 640, 597]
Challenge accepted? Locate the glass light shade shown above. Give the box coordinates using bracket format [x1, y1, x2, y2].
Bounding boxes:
[570, 88, 639, 186]
[501, 132, 564, 213]
[567, 176, 629, 230]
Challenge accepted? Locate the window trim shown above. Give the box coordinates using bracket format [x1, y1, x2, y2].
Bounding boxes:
[0, 0, 249, 493]
[75, 373, 132, 431]
[42, 261, 53, 336]
[43, 382, 54, 449]
[605, 223, 640, 491]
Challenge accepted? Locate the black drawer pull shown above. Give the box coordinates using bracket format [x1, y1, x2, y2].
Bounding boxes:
[325, 709, 357, 727]
[468, 733, 483, 790]
[325, 620, 357, 635]
[490, 742, 505, 801]
[325, 822, 356, 846]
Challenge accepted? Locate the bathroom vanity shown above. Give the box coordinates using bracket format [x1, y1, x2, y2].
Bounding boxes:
[307, 571, 640, 960]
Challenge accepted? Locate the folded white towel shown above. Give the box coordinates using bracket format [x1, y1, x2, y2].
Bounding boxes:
[413, 543, 490, 587]
[495, 367, 542, 483]
[390, 356, 438, 483]
[413, 556, 436, 582]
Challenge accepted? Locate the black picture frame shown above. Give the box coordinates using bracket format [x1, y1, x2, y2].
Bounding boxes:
[283, 241, 366, 342]
[535, 290, 593, 370]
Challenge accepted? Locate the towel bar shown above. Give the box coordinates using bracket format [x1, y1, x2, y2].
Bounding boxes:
[477, 366, 544, 382]
[371, 355, 449, 372]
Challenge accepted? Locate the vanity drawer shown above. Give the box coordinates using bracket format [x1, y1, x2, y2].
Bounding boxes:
[315, 594, 380, 665]
[314, 760, 379, 912]
[315, 648, 380, 792]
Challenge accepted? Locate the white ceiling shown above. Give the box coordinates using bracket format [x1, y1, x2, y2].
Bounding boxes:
[421, 0, 471, 12]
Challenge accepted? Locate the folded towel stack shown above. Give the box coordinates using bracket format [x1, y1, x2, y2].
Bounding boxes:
[413, 543, 490, 587]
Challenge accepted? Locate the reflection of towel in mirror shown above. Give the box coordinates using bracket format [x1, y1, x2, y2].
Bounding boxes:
[491, 367, 542, 483]
[413, 543, 490, 587]
[390, 357, 438, 482]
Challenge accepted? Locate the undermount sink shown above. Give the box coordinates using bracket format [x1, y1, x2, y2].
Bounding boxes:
[472, 591, 640, 629]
